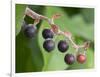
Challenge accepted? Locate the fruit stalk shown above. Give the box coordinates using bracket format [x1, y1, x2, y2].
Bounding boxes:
[24, 7, 89, 52]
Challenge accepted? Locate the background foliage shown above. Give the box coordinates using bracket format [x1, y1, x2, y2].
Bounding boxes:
[16, 4, 94, 73]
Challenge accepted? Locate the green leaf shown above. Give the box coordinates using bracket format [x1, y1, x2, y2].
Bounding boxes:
[71, 15, 94, 41]
[81, 8, 94, 23]
[16, 4, 46, 73]
[16, 29, 44, 73]
[16, 4, 27, 36]
[62, 7, 81, 16]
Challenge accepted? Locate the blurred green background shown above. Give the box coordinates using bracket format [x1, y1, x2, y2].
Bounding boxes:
[15, 4, 94, 73]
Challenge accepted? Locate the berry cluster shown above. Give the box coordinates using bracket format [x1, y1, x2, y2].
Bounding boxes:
[42, 29, 69, 53]
[22, 7, 89, 65]
[64, 53, 86, 65]
[42, 29, 55, 52]
[42, 28, 86, 65]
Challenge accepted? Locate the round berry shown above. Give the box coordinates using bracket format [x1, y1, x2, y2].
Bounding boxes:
[58, 40, 69, 52]
[77, 54, 86, 64]
[43, 39, 55, 52]
[24, 24, 37, 38]
[42, 29, 54, 39]
[64, 54, 75, 65]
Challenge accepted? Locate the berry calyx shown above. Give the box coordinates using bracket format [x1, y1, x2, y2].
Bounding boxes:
[42, 29, 54, 39]
[64, 54, 75, 65]
[43, 39, 55, 52]
[58, 40, 69, 52]
[77, 54, 86, 64]
[23, 24, 37, 38]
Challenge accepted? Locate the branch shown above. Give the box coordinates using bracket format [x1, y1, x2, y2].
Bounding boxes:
[24, 7, 90, 52]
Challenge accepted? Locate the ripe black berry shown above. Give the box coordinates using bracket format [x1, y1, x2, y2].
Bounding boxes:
[77, 54, 86, 64]
[42, 29, 54, 39]
[43, 39, 55, 52]
[24, 24, 37, 38]
[64, 54, 75, 65]
[58, 40, 69, 52]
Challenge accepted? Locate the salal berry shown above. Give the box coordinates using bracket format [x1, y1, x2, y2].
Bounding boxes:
[77, 54, 86, 64]
[58, 40, 69, 52]
[24, 24, 37, 38]
[64, 54, 75, 65]
[43, 39, 55, 52]
[42, 29, 54, 39]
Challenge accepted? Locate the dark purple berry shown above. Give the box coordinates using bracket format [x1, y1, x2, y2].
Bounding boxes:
[43, 39, 55, 52]
[42, 29, 54, 39]
[24, 24, 37, 38]
[64, 54, 75, 65]
[58, 40, 69, 52]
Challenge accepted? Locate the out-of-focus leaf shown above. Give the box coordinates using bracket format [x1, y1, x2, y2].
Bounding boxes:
[81, 8, 94, 23]
[16, 28, 44, 73]
[15, 4, 46, 73]
[16, 4, 26, 36]
[28, 5, 45, 14]
[62, 7, 81, 16]
[71, 15, 94, 41]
